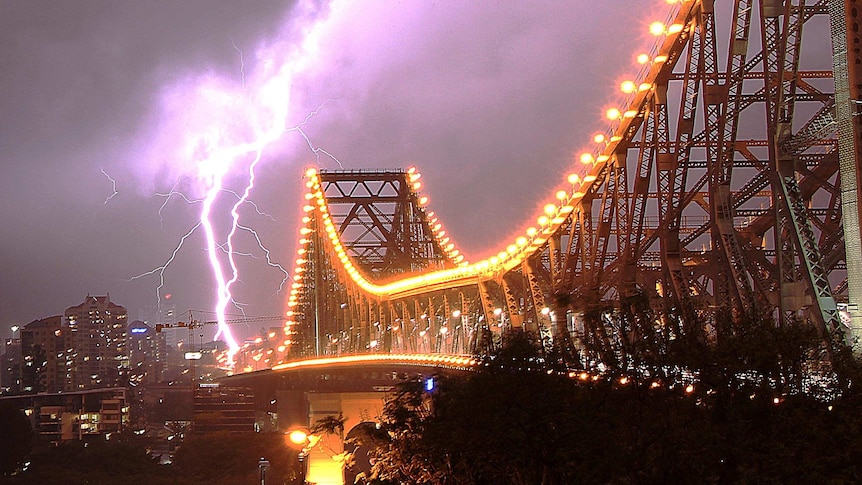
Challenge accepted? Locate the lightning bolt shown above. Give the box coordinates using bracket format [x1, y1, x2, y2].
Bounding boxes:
[230, 38, 246, 87]
[101, 169, 119, 204]
[131, 0, 354, 368]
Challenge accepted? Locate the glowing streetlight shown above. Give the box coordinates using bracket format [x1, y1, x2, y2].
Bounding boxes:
[286, 428, 321, 484]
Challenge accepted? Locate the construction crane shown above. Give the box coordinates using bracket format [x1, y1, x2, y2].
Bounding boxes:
[155, 313, 284, 332]
[155, 311, 285, 392]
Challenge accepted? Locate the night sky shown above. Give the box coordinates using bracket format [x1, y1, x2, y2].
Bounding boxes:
[1, 1, 663, 342]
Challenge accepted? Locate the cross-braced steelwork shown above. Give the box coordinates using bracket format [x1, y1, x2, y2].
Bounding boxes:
[286, 0, 862, 364]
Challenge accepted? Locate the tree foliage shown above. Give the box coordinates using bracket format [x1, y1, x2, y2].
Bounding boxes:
[367, 306, 862, 484]
[0, 402, 33, 476]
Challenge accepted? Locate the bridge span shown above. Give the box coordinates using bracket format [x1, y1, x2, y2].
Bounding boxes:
[277, 0, 862, 368]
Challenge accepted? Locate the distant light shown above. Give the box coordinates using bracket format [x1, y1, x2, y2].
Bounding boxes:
[130, 327, 148, 334]
[425, 377, 435, 392]
[649, 21, 666, 36]
[185, 352, 203, 360]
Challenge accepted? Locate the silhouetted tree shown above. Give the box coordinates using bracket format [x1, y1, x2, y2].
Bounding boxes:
[0, 401, 33, 476]
[367, 322, 862, 484]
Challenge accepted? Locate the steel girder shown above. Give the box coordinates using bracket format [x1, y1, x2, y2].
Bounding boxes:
[291, 0, 857, 363]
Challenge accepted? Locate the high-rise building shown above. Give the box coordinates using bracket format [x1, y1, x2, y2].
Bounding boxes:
[1, 337, 22, 394]
[127, 320, 167, 385]
[20, 316, 71, 392]
[65, 294, 128, 389]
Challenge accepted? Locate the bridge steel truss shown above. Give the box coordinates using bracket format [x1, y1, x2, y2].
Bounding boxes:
[288, 0, 862, 361]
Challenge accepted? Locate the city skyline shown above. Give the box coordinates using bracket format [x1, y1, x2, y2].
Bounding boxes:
[2, 1, 664, 343]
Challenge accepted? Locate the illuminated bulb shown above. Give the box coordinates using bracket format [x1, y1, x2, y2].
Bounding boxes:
[299, 227, 312, 235]
[637, 53, 650, 64]
[516, 236, 528, 246]
[526, 227, 538, 236]
[419, 196, 429, 205]
[649, 21, 665, 36]
[301, 216, 311, 223]
[580, 153, 595, 164]
[304, 192, 313, 200]
[606, 108, 621, 120]
[556, 190, 568, 200]
[567, 174, 580, 184]
[305, 168, 317, 177]
[667, 23, 684, 34]
[413, 182, 422, 190]
[302, 205, 314, 212]
[543, 204, 557, 216]
[685, 384, 695, 394]
[507, 244, 517, 254]
[620, 80, 636, 94]
[639, 82, 652, 91]
[654, 55, 668, 63]
[623, 109, 638, 118]
[593, 133, 606, 144]
[537, 215, 549, 225]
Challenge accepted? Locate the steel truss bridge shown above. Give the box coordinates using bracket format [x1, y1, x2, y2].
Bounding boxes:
[283, 0, 862, 364]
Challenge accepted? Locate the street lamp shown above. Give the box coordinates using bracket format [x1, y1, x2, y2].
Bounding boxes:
[258, 457, 270, 485]
[286, 428, 320, 484]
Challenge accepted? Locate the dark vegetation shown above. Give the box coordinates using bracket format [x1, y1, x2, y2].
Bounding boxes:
[365, 299, 862, 484]
[0, 431, 303, 485]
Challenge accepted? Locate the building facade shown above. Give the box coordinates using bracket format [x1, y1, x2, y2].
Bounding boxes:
[20, 316, 71, 393]
[1, 337, 22, 394]
[127, 320, 167, 386]
[65, 294, 128, 389]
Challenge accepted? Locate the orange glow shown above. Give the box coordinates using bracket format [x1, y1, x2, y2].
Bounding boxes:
[272, 353, 478, 372]
[649, 21, 665, 36]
